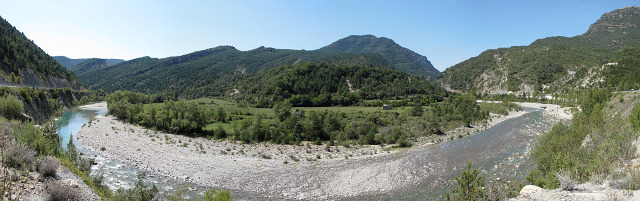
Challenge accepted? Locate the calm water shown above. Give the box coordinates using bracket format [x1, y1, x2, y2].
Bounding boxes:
[55, 107, 107, 149]
[56, 106, 561, 200]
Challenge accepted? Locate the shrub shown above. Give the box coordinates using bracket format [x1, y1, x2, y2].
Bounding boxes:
[446, 161, 486, 200]
[45, 180, 81, 201]
[38, 156, 60, 178]
[631, 103, 640, 130]
[198, 188, 232, 201]
[5, 141, 36, 169]
[555, 171, 575, 191]
[0, 95, 23, 120]
[112, 173, 158, 201]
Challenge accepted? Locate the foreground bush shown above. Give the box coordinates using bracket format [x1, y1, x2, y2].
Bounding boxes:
[199, 188, 232, 201]
[38, 156, 60, 178]
[45, 180, 80, 201]
[447, 162, 486, 200]
[4, 141, 36, 169]
[112, 173, 158, 201]
[0, 95, 23, 120]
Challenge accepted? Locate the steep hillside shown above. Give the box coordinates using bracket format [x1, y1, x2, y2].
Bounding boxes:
[437, 6, 640, 94]
[78, 46, 395, 98]
[317, 35, 439, 80]
[0, 16, 81, 89]
[232, 62, 445, 107]
[53, 56, 124, 68]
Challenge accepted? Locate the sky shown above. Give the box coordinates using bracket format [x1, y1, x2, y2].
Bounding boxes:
[0, 0, 638, 71]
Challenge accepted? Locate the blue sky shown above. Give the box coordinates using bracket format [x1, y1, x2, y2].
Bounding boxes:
[0, 0, 637, 71]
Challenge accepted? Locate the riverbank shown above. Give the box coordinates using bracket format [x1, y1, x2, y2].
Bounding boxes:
[420, 101, 572, 145]
[76, 102, 571, 199]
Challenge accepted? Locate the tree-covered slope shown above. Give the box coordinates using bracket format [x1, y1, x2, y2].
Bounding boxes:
[53, 56, 124, 68]
[232, 62, 446, 107]
[437, 6, 640, 94]
[78, 45, 396, 98]
[76, 35, 439, 98]
[0, 16, 80, 89]
[317, 35, 439, 80]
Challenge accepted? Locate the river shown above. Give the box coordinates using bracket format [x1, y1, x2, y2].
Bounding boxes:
[55, 105, 215, 199]
[56, 104, 564, 200]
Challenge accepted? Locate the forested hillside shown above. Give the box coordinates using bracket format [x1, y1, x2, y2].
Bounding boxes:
[76, 46, 396, 98]
[317, 35, 439, 80]
[233, 62, 445, 107]
[437, 6, 640, 94]
[74, 35, 438, 98]
[0, 16, 80, 89]
[53, 56, 124, 68]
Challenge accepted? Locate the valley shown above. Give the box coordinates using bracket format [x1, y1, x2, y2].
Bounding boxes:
[1, 4, 640, 201]
[73, 101, 569, 200]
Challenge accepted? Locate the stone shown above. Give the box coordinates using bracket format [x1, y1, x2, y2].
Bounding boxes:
[520, 185, 542, 196]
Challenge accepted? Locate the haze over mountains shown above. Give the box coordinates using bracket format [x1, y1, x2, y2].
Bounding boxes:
[437, 6, 640, 94]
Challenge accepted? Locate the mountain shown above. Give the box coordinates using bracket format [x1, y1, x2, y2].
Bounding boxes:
[53, 56, 125, 68]
[76, 36, 437, 98]
[67, 58, 111, 75]
[437, 6, 640, 94]
[81, 46, 394, 98]
[0, 16, 80, 89]
[317, 35, 439, 80]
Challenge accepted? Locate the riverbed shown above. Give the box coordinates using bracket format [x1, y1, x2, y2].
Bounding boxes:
[68, 102, 570, 200]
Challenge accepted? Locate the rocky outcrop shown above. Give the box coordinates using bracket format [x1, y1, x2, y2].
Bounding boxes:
[0, 68, 82, 90]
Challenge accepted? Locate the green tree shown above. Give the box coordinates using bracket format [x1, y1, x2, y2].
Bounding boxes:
[631, 102, 640, 130]
[410, 102, 423, 116]
[216, 107, 227, 123]
[446, 161, 486, 201]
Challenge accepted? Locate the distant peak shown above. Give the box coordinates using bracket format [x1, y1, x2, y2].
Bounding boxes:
[585, 6, 640, 35]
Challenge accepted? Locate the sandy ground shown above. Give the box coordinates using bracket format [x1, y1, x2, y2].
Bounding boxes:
[78, 102, 108, 110]
[76, 101, 573, 199]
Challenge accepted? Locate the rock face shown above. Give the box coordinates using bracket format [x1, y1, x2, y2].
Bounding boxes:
[437, 6, 640, 94]
[512, 183, 640, 201]
[586, 6, 640, 35]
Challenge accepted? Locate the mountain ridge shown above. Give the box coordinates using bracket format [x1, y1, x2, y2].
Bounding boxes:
[75, 35, 435, 98]
[317, 35, 439, 80]
[437, 6, 640, 94]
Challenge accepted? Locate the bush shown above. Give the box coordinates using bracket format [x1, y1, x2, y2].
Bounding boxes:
[5, 141, 36, 169]
[112, 173, 158, 201]
[38, 156, 60, 178]
[631, 102, 640, 130]
[0, 95, 23, 120]
[446, 161, 486, 200]
[45, 180, 81, 201]
[555, 172, 575, 191]
[198, 188, 232, 201]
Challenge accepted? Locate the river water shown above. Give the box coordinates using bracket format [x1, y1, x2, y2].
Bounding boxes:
[56, 105, 563, 200]
[55, 106, 215, 199]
